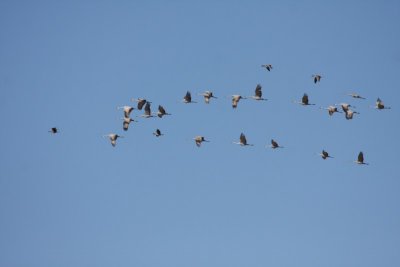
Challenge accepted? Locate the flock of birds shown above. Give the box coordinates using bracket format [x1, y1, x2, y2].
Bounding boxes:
[49, 64, 392, 165]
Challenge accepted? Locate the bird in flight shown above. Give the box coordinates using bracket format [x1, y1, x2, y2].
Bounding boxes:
[261, 64, 273, 71]
[103, 133, 123, 147]
[193, 136, 209, 147]
[312, 74, 322, 84]
[354, 151, 369, 165]
[49, 127, 58, 134]
[268, 139, 284, 149]
[249, 84, 267, 101]
[153, 129, 163, 137]
[319, 150, 333, 160]
[199, 91, 217, 104]
[294, 93, 315, 106]
[157, 105, 171, 118]
[233, 133, 253, 146]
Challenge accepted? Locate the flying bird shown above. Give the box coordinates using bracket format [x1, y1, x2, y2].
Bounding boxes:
[193, 136, 209, 147]
[131, 98, 148, 110]
[268, 139, 284, 149]
[49, 127, 58, 134]
[103, 133, 123, 147]
[122, 117, 135, 131]
[233, 133, 253, 146]
[294, 93, 315, 106]
[249, 84, 267, 101]
[320, 105, 342, 116]
[199, 91, 217, 104]
[319, 150, 333, 160]
[347, 93, 366, 100]
[312, 74, 322, 84]
[141, 102, 156, 118]
[117, 105, 134, 118]
[157, 105, 171, 118]
[183, 91, 197, 103]
[345, 109, 359, 120]
[335, 103, 355, 113]
[261, 64, 273, 71]
[354, 151, 369, 165]
[153, 129, 163, 137]
[373, 98, 391, 110]
[231, 95, 246, 108]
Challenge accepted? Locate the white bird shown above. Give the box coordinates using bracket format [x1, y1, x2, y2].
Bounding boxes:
[233, 133, 253, 146]
[268, 139, 284, 149]
[335, 103, 355, 113]
[294, 93, 315, 106]
[122, 117, 135, 131]
[193, 136, 209, 147]
[354, 151, 369, 165]
[320, 105, 342, 116]
[249, 84, 267, 101]
[318, 150, 333, 160]
[261, 64, 273, 71]
[345, 109, 359, 120]
[183, 91, 197, 103]
[103, 133, 123, 147]
[373, 98, 391, 110]
[153, 129, 163, 137]
[347, 93, 366, 99]
[231, 95, 246, 108]
[117, 105, 134, 118]
[157, 105, 171, 118]
[49, 127, 58, 134]
[199, 91, 217, 104]
[312, 74, 322, 84]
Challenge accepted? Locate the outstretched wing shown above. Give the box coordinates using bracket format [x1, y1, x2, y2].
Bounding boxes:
[184, 91, 192, 102]
[302, 94, 309, 105]
[255, 84, 262, 98]
[144, 102, 151, 116]
[240, 133, 247, 145]
[137, 99, 146, 110]
[358, 152, 364, 163]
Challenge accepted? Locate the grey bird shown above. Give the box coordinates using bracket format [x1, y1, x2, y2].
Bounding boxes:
[354, 151, 369, 165]
[249, 84, 267, 101]
[319, 150, 333, 160]
[193, 136, 209, 147]
[183, 91, 197, 103]
[153, 129, 163, 137]
[157, 105, 171, 118]
[233, 133, 253, 146]
[261, 64, 273, 71]
[199, 91, 217, 104]
[49, 127, 58, 134]
[268, 139, 284, 149]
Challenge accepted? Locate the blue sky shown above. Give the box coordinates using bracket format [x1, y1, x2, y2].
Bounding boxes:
[1, 1, 400, 266]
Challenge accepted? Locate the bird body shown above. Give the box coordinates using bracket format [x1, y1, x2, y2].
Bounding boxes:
[183, 91, 196, 103]
[250, 84, 267, 101]
[312, 74, 322, 84]
[117, 106, 134, 118]
[269, 139, 283, 149]
[347, 93, 366, 99]
[354, 151, 368, 165]
[193, 136, 209, 147]
[131, 98, 148, 110]
[153, 129, 163, 137]
[374, 98, 391, 110]
[157, 105, 171, 118]
[233, 133, 253, 146]
[321, 105, 341, 116]
[345, 109, 359, 120]
[319, 150, 333, 159]
[295, 93, 315, 106]
[49, 127, 58, 134]
[122, 117, 135, 131]
[103, 133, 123, 147]
[261, 64, 273, 71]
[199, 91, 217, 104]
[232, 95, 246, 108]
[141, 102, 156, 118]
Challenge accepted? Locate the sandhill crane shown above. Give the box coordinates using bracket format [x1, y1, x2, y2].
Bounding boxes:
[335, 103, 355, 113]
[193, 136, 209, 147]
[199, 91, 217, 104]
[231, 95, 246, 108]
[268, 139, 284, 149]
[249, 84, 267, 101]
[354, 151, 369, 165]
[347, 93, 366, 99]
[183, 91, 197, 103]
[345, 109, 359, 120]
[312, 74, 322, 84]
[140, 102, 156, 118]
[153, 129, 163, 137]
[233, 133, 253, 146]
[157, 105, 171, 118]
[294, 93, 315, 106]
[122, 117, 135, 131]
[373, 98, 391, 110]
[261, 64, 273, 71]
[103, 133, 123, 147]
[131, 98, 148, 110]
[319, 150, 333, 160]
[117, 105, 134, 118]
[49, 127, 58, 134]
[320, 105, 342, 116]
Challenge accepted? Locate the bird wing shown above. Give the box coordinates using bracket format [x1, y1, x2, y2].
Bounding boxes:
[240, 133, 247, 145]
[302, 94, 309, 105]
[158, 105, 166, 114]
[144, 102, 151, 115]
[185, 91, 192, 102]
[358, 152, 364, 163]
[255, 84, 262, 98]
[137, 99, 146, 110]
[271, 139, 278, 147]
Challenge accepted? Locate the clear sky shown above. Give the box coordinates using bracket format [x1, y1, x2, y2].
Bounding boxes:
[1, 1, 400, 266]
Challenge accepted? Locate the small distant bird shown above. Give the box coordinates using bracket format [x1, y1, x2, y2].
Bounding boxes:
[131, 98, 148, 110]
[269, 139, 284, 149]
[345, 109, 359, 120]
[49, 127, 58, 134]
[103, 133, 123, 147]
[153, 129, 163, 137]
[312, 74, 322, 84]
[193, 136, 209, 147]
[261, 64, 273, 71]
[231, 95, 246, 108]
[319, 150, 333, 160]
[141, 102, 156, 118]
[157, 105, 171, 118]
[347, 93, 366, 99]
[233, 133, 253, 146]
[320, 105, 342, 116]
[249, 84, 267, 101]
[373, 98, 391, 110]
[183, 91, 196, 103]
[122, 117, 135, 131]
[294, 93, 315, 106]
[199, 91, 217, 104]
[117, 105, 134, 118]
[354, 151, 368, 165]
[335, 103, 355, 113]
